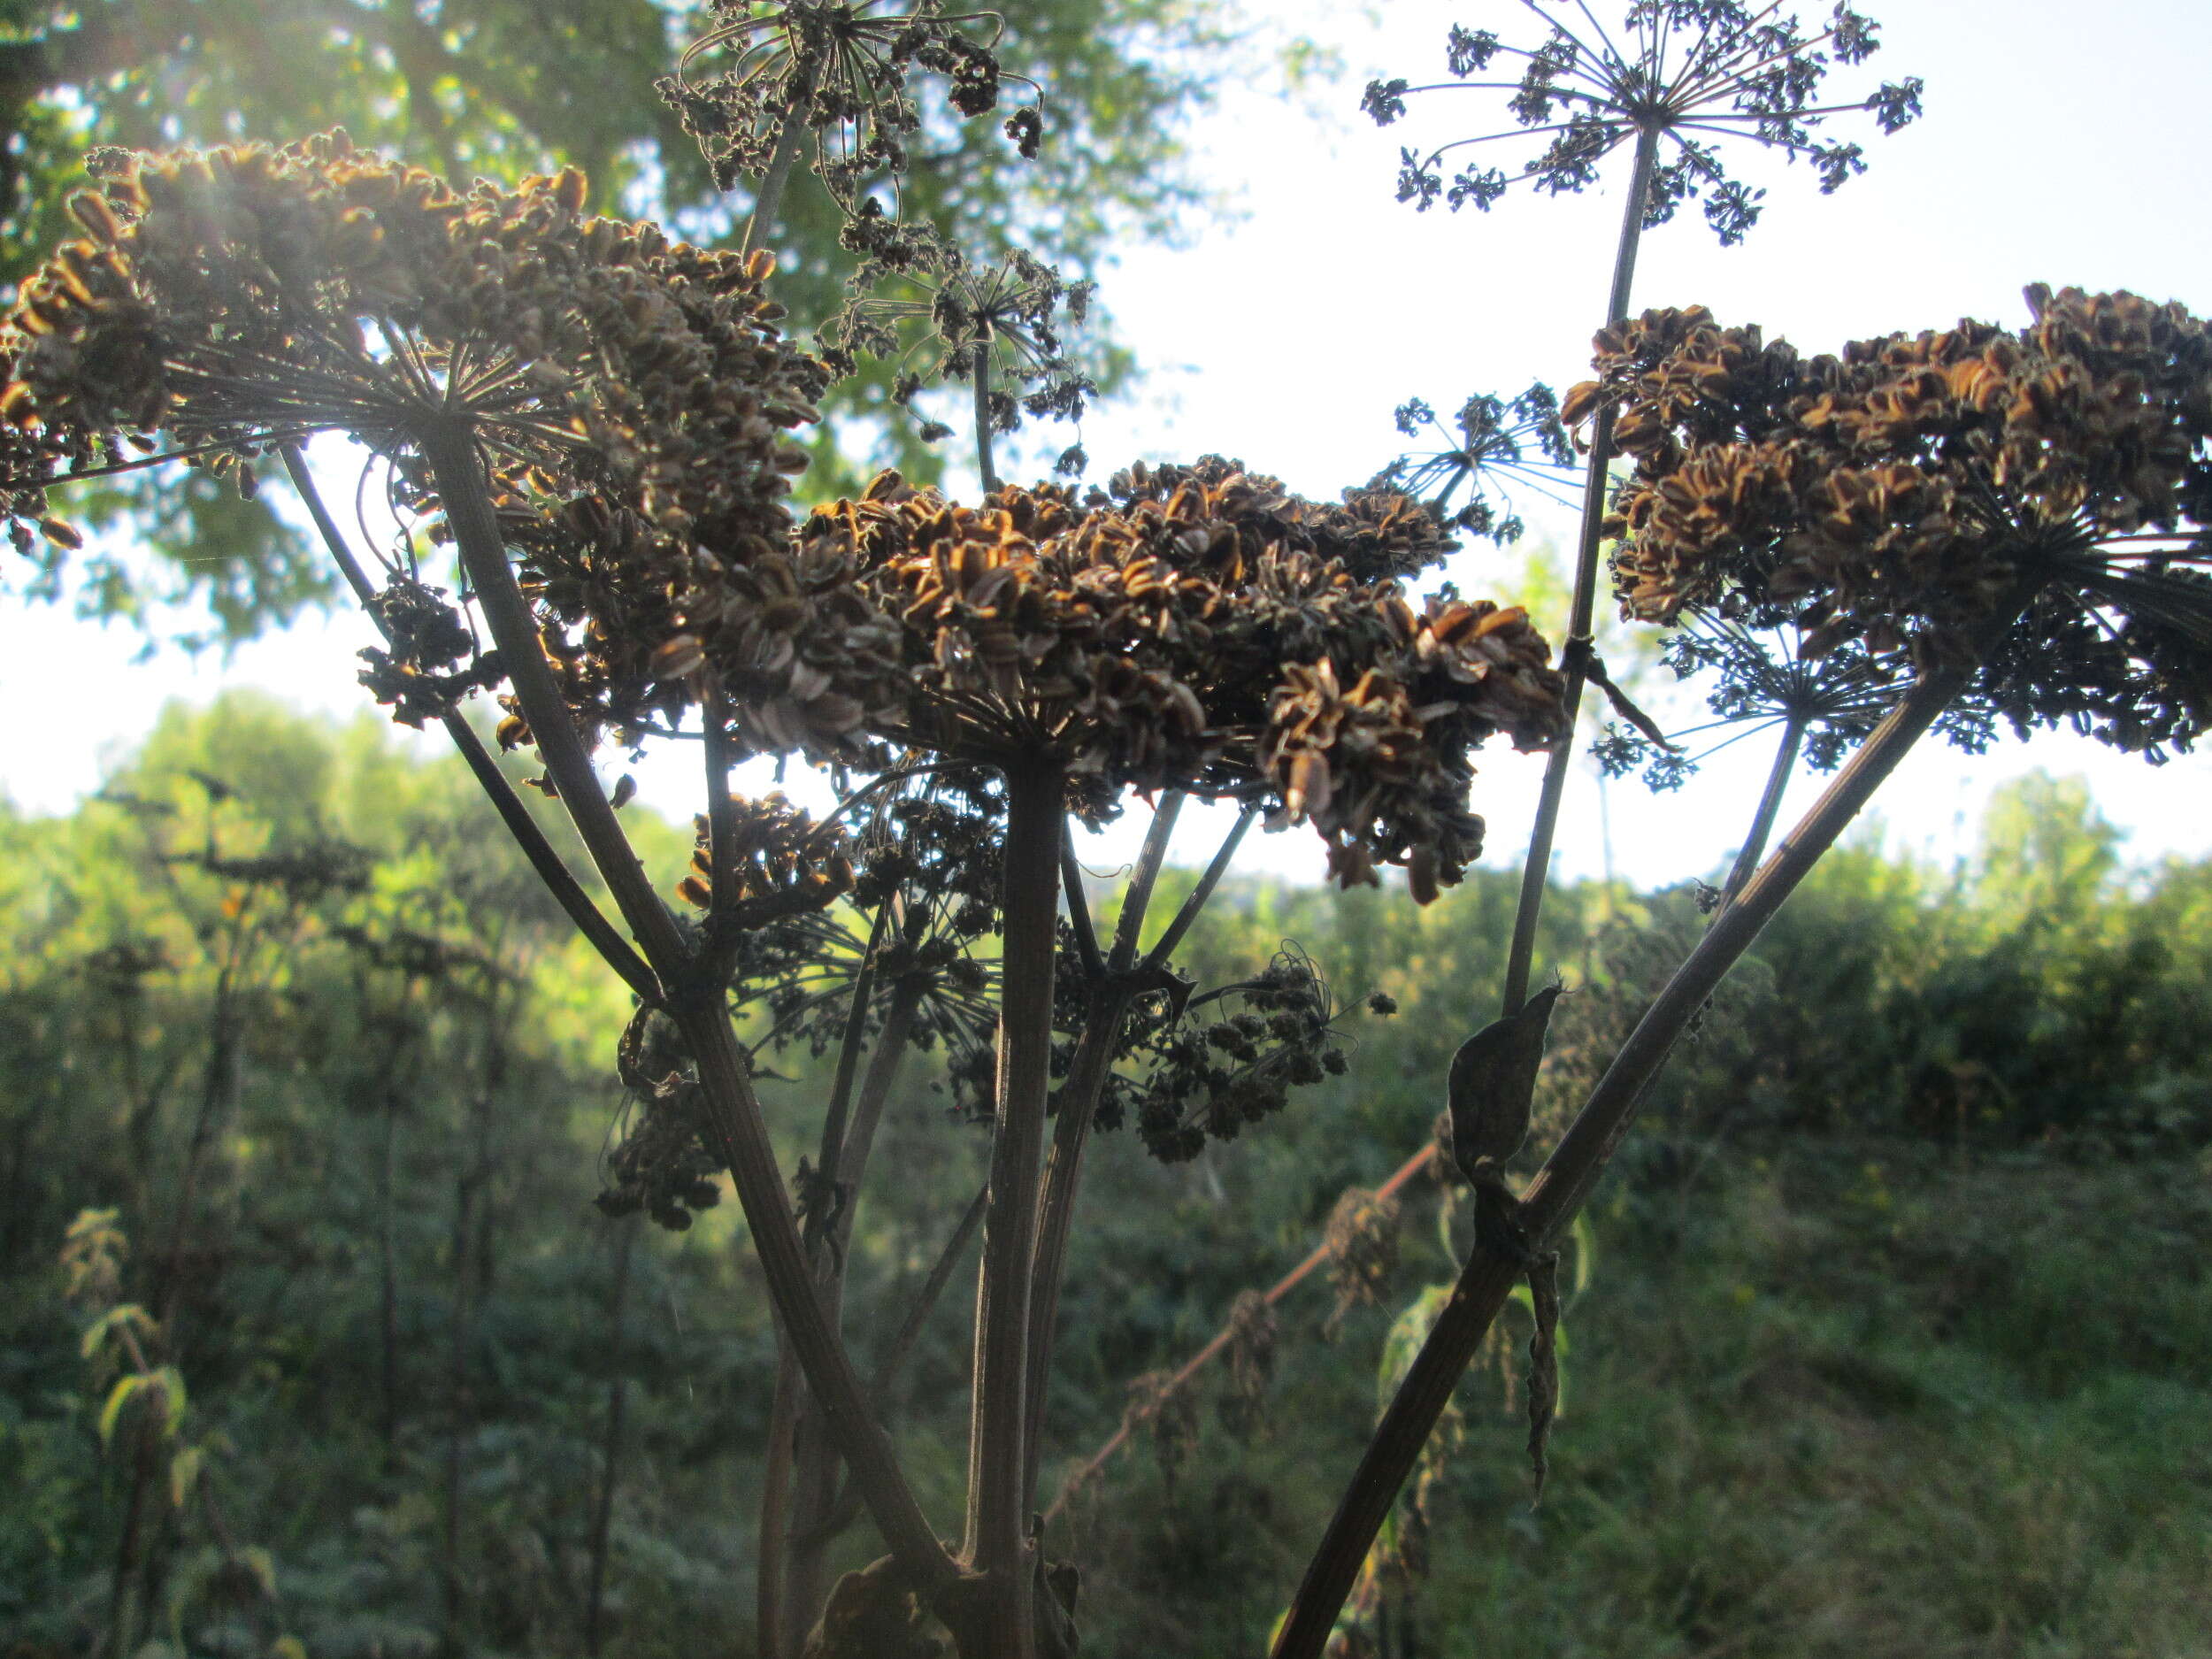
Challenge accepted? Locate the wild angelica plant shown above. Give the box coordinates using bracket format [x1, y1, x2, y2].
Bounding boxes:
[2, 4, 2208, 1657]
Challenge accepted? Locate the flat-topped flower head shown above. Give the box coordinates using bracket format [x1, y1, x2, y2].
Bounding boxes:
[0, 136, 826, 737]
[1365, 383, 1577, 544]
[772, 457, 1569, 895]
[1368, 2, 1922, 243]
[1576, 289, 2212, 757]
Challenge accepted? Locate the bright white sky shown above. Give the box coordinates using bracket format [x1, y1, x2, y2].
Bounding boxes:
[4, 0, 2208, 896]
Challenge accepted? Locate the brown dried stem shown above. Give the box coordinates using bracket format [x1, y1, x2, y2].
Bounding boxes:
[1720, 713, 1805, 905]
[419, 423, 692, 981]
[1043, 1141, 1442, 1525]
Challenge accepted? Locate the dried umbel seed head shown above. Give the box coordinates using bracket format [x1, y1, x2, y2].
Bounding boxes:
[0, 136, 825, 721]
[823, 240, 1096, 456]
[1367, 384, 1576, 546]
[661, 0, 1043, 200]
[1324, 1185, 1401, 1335]
[1576, 289, 2212, 757]
[675, 792, 856, 927]
[1371, 1, 1921, 244]
[779, 457, 1567, 895]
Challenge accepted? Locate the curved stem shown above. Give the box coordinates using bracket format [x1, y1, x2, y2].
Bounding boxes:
[1060, 830, 1105, 981]
[1110, 790, 1183, 971]
[1499, 123, 1662, 1015]
[1270, 641, 2005, 1659]
[963, 759, 1064, 1658]
[1719, 713, 1804, 904]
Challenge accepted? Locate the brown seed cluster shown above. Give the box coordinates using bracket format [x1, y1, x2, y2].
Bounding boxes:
[1569, 289, 2212, 755]
[780, 457, 1567, 893]
[674, 792, 856, 927]
[0, 136, 821, 697]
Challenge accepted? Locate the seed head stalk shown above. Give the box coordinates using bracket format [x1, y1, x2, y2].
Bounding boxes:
[741, 58, 822, 255]
[1719, 712, 1806, 907]
[1500, 122, 1661, 1017]
[973, 336, 1000, 492]
[963, 757, 1065, 1659]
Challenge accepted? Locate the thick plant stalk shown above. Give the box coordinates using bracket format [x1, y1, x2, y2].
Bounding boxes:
[1269, 646, 1999, 1659]
[1500, 124, 1663, 1015]
[784, 977, 926, 1645]
[421, 425, 691, 981]
[963, 759, 1064, 1659]
[1019, 791, 1202, 1509]
[757, 1338, 803, 1659]
[676, 996, 952, 1585]
[799, 1182, 995, 1571]
[1721, 715, 1806, 903]
[419, 424, 952, 1589]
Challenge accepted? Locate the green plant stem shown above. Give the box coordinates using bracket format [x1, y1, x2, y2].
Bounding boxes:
[282, 443, 657, 1002]
[1110, 791, 1182, 968]
[1721, 715, 1806, 904]
[963, 758, 1064, 1658]
[973, 339, 999, 494]
[742, 66, 818, 254]
[419, 422, 951, 1588]
[1500, 123, 1663, 1016]
[1269, 641, 2003, 1659]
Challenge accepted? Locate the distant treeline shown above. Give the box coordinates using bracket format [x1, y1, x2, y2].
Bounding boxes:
[3, 697, 2205, 1655]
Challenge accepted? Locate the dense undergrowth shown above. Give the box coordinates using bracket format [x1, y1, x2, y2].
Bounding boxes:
[2, 697, 2206, 1655]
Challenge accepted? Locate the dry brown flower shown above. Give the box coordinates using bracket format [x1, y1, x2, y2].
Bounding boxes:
[1571, 289, 2212, 757]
